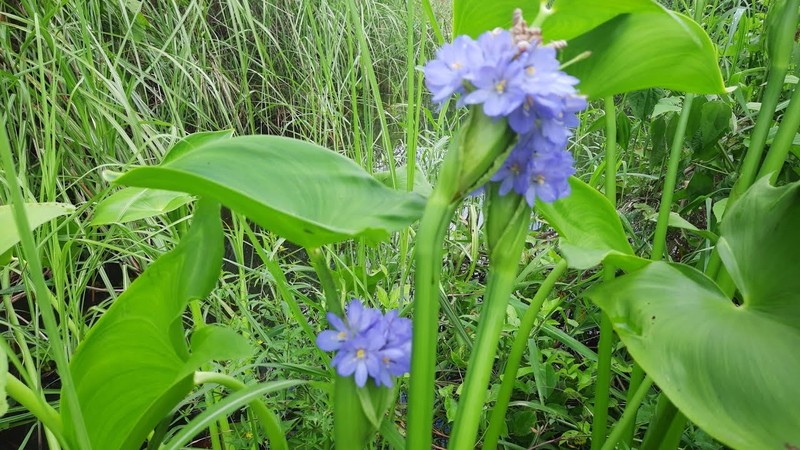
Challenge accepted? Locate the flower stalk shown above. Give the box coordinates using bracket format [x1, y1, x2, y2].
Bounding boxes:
[447, 185, 531, 450]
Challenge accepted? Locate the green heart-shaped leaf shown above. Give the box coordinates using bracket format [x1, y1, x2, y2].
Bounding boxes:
[717, 177, 800, 317]
[91, 187, 193, 225]
[453, 0, 526, 38]
[588, 179, 800, 449]
[454, 0, 661, 39]
[450, 0, 724, 98]
[561, 10, 725, 98]
[114, 135, 425, 247]
[63, 199, 249, 450]
[536, 177, 643, 270]
[543, 0, 662, 41]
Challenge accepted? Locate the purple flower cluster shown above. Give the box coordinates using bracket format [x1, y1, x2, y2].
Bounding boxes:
[424, 27, 587, 206]
[316, 299, 412, 388]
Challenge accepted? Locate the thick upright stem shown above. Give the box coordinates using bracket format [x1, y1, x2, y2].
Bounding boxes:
[601, 377, 655, 450]
[651, 94, 695, 260]
[729, 0, 799, 202]
[591, 96, 617, 450]
[758, 82, 800, 182]
[634, 92, 697, 449]
[447, 201, 529, 449]
[406, 188, 456, 450]
[483, 259, 568, 449]
[307, 247, 343, 317]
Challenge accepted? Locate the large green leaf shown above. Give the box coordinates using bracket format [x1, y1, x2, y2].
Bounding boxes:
[717, 177, 800, 321]
[450, 1, 723, 98]
[162, 129, 235, 163]
[63, 199, 251, 450]
[535, 177, 643, 270]
[114, 136, 426, 247]
[543, 0, 662, 41]
[90, 187, 193, 225]
[453, 0, 526, 38]
[561, 11, 725, 98]
[0, 203, 74, 257]
[453, 0, 660, 39]
[588, 180, 800, 449]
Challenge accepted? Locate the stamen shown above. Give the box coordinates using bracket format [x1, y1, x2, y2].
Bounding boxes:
[356, 349, 365, 359]
[495, 79, 507, 94]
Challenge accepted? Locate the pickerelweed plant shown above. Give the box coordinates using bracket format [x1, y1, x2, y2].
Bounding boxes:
[1, 0, 798, 449]
[409, 12, 589, 449]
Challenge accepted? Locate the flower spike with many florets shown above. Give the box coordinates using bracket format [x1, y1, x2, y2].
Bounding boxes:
[423, 9, 588, 206]
[316, 299, 412, 388]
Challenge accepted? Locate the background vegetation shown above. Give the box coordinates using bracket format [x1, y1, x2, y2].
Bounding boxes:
[0, 0, 796, 448]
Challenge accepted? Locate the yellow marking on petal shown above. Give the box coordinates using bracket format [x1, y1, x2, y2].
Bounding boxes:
[495, 79, 507, 94]
[357, 349, 366, 359]
[451, 62, 463, 70]
[536, 175, 546, 185]
[526, 66, 536, 76]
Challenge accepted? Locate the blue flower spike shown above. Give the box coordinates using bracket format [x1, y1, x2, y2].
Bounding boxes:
[316, 299, 412, 388]
[423, 8, 587, 206]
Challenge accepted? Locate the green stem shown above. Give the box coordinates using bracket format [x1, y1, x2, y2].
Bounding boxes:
[0, 117, 92, 449]
[620, 364, 645, 446]
[630, 93, 695, 448]
[758, 82, 800, 182]
[447, 201, 529, 449]
[6, 373, 65, 443]
[641, 395, 685, 450]
[406, 188, 457, 450]
[590, 96, 617, 450]
[334, 376, 373, 448]
[651, 94, 695, 260]
[730, 67, 787, 200]
[307, 247, 372, 449]
[307, 246, 343, 317]
[600, 377, 655, 450]
[194, 371, 287, 450]
[729, 0, 798, 203]
[483, 259, 568, 449]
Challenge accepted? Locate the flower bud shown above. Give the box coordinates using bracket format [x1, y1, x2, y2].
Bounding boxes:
[484, 181, 530, 254]
[448, 107, 516, 200]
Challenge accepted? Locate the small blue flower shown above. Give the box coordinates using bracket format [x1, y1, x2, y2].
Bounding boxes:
[333, 333, 384, 388]
[464, 59, 526, 117]
[524, 149, 575, 206]
[491, 143, 531, 196]
[422, 20, 588, 205]
[317, 299, 412, 388]
[315, 299, 380, 352]
[423, 35, 483, 104]
[476, 29, 517, 67]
